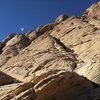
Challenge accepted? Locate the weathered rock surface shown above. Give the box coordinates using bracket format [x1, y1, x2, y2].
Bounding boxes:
[0, 33, 15, 52]
[0, 33, 30, 67]
[37, 23, 56, 34]
[1, 70, 93, 100]
[0, 83, 23, 99]
[36, 25, 43, 32]
[0, 34, 77, 82]
[82, 1, 100, 29]
[2, 33, 16, 47]
[49, 14, 100, 84]
[54, 14, 68, 24]
[0, 2, 100, 100]
[4, 33, 30, 50]
[25, 30, 37, 42]
[82, 1, 100, 20]
[34, 70, 93, 100]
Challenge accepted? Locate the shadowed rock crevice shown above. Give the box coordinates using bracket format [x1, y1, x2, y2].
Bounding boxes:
[53, 37, 74, 52]
[89, 80, 100, 88]
[0, 71, 21, 86]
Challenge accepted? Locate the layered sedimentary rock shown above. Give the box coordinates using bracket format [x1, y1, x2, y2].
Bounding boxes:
[0, 83, 23, 98]
[0, 70, 93, 100]
[82, 1, 100, 28]
[0, 34, 77, 82]
[54, 14, 68, 24]
[0, 2, 100, 100]
[50, 12, 100, 84]
[0, 33, 30, 67]
[25, 30, 37, 42]
[82, 2, 100, 20]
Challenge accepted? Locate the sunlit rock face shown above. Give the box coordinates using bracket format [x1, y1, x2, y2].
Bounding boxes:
[1, 2, 100, 100]
[82, 2, 100, 20]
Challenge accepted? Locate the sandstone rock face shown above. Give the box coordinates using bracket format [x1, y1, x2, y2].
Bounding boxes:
[34, 70, 93, 100]
[2, 33, 16, 46]
[25, 30, 37, 42]
[0, 34, 77, 82]
[0, 33, 30, 67]
[0, 33, 16, 52]
[1, 70, 93, 100]
[49, 14, 100, 84]
[0, 2, 100, 100]
[54, 14, 68, 24]
[82, 2, 100, 20]
[36, 25, 43, 32]
[82, 1, 100, 29]
[37, 23, 56, 34]
[4, 33, 30, 50]
[0, 83, 23, 99]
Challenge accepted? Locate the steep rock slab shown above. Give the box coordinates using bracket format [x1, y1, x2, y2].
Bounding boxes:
[1, 70, 93, 100]
[50, 16, 97, 62]
[34, 70, 93, 100]
[0, 33, 15, 52]
[37, 23, 56, 34]
[36, 25, 43, 32]
[0, 34, 76, 82]
[88, 18, 100, 28]
[0, 83, 23, 99]
[50, 15, 100, 84]
[25, 30, 37, 42]
[0, 33, 30, 67]
[1, 33, 16, 48]
[0, 45, 19, 67]
[4, 33, 30, 51]
[82, 1, 100, 28]
[82, 1, 100, 20]
[54, 14, 68, 24]
[76, 59, 100, 84]
[0, 83, 34, 100]
[1, 2, 100, 99]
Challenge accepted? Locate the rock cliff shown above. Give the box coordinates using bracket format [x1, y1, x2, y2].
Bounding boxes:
[0, 2, 100, 100]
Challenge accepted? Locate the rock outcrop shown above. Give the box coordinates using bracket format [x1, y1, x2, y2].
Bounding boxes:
[82, 1, 100, 20]
[34, 70, 93, 100]
[50, 14, 100, 84]
[36, 23, 56, 35]
[54, 14, 68, 24]
[82, 1, 100, 28]
[0, 83, 23, 98]
[0, 33, 30, 67]
[0, 34, 77, 82]
[0, 2, 100, 100]
[0, 70, 93, 100]
[0, 33, 15, 52]
[25, 30, 37, 42]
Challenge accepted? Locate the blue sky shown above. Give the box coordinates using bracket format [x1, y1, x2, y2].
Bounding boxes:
[0, 0, 99, 41]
